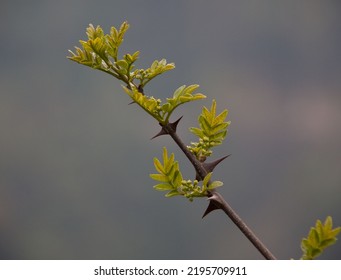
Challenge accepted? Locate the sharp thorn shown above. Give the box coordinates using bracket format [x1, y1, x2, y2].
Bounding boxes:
[202, 192, 224, 218]
[151, 127, 168, 140]
[196, 155, 230, 181]
[202, 155, 230, 173]
[202, 199, 220, 218]
[151, 116, 183, 140]
[169, 116, 183, 132]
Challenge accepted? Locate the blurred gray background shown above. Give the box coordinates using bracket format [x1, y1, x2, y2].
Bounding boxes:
[1, 0, 340, 259]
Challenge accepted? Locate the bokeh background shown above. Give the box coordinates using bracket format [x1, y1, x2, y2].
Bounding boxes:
[1, 0, 340, 259]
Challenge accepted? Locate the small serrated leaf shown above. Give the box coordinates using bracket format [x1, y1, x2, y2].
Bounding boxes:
[162, 147, 168, 165]
[164, 63, 175, 71]
[330, 227, 341, 237]
[116, 59, 128, 69]
[150, 174, 168, 182]
[301, 239, 309, 250]
[315, 219, 323, 235]
[211, 130, 227, 141]
[320, 238, 337, 248]
[209, 99, 217, 121]
[153, 183, 174, 191]
[324, 216, 333, 231]
[202, 172, 212, 187]
[164, 152, 175, 173]
[201, 106, 211, 122]
[208, 180, 223, 190]
[173, 85, 186, 99]
[200, 115, 212, 134]
[161, 102, 171, 112]
[153, 157, 164, 174]
[150, 60, 158, 70]
[172, 169, 183, 187]
[179, 96, 192, 103]
[183, 84, 199, 94]
[310, 228, 320, 245]
[165, 190, 181, 197]
[192, 93, 206, 100]
[189, 127, 204, 138]
[210, 122, 229, 135]
[158, 58, 166, 66]
[213, 109, 228, 125]
[110, 26, 119, 40]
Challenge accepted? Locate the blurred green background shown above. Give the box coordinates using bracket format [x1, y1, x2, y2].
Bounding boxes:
[1, 1, 340, 259]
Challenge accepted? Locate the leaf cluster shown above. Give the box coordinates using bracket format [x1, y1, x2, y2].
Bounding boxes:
[69, 22, 340, 260]
[150, 147, 223, 201]
[68, 22, 205, 125]
[68, 22, 174, 88]
[300, 216, 341, 260]
[188, 99, 230, 160]
[131, 59, 175, 88]
[123, 84, 205, 124]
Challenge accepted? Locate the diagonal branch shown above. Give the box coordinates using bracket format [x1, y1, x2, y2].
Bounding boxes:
[206, 192, 276, 260]
[160, 120, 276, 260]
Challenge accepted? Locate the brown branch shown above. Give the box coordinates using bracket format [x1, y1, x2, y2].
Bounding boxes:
[159, 120, 276, 260]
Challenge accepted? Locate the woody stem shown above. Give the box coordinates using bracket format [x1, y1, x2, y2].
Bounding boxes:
[161, 122, 276, 260]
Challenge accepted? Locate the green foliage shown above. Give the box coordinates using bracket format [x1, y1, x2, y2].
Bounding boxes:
[163, 84, 206, 123]
[68, 22, 205, 125]
[150, 147, 223, 201]
[188, 99, 230, 160]
[300, 216, 341, 260]
[68, 22, 174, 88]
[68, 22, 133, 82]
[131, 59, 175, 88]
[69, 22, 339, 259]
[122, 86, 164, 122]
[123, 84, 206, 124]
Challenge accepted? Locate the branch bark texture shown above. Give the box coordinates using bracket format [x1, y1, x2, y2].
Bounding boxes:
[161, 121, 276, 260]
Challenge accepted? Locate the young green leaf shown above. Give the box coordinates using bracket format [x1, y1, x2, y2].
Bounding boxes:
[86, 24, 104, 40]
[154, 183, 174, 191]
[122, 86, 164, 122]
[188, 99, 230, 159]
[153, 158, 165, 174]
[150, 174, 169, 182]
[136, 59, 175, 88]
[300, 216, 341, 260]
[163, 85, 206, 123]
[208, 180, 223, 190]
[69, 23, 225, 202]
[202, 172, 213, 188]
[150, 147, 221, 201]
[165, 190, 181, 198]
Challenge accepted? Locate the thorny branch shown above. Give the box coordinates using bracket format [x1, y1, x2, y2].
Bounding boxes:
[157, 120, 276, 260]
